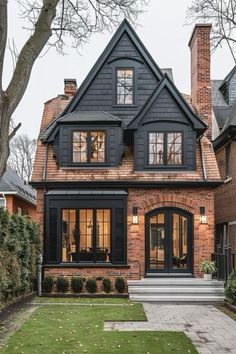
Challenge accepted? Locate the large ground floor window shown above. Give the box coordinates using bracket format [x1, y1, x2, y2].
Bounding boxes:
[62, 208, 111, 263]
[45, 191, 126, 265]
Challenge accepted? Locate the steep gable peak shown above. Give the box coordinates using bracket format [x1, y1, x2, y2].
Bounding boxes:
[128, 74, 207, 134]
[58, 19, 163, 117]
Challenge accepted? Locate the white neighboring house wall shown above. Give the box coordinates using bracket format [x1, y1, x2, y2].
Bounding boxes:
[212, 108, 220, 140]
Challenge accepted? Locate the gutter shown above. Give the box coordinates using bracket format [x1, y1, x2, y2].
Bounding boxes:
[199, 136, 207, 181]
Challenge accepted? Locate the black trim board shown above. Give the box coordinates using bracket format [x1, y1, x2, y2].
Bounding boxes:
[30, 180, 222, 189]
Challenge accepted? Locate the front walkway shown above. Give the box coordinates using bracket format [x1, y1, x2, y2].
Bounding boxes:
[104, 303, 236, 354]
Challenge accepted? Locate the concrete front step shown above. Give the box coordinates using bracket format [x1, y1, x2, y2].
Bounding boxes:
[145, 273, 193, 278]
[128, 287, 224, 294]
[129, 294, 225, 303]
[128, 278, 225, 303]
[128, 279, 224, 287]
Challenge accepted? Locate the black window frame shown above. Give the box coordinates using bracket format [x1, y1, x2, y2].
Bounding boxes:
[116, 67, 134, 106]
[72, 130, 106, 165]
[44, 194, 127, 266]
[147, 131, 183, 167]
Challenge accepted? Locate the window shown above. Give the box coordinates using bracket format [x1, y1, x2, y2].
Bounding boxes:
[149, 132, 182, 166]
[73, 131, 105, 163]
[0, 197, 5, 208]
[61, 208, 111, 263]
[116, 68, 133, 105]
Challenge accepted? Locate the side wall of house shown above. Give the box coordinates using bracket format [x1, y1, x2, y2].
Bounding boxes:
[215, 141, 236, 252]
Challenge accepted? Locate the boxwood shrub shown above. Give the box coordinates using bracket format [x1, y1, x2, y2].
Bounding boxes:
[85, 278, 97, 293]
[71, 277, 84, 293]
[102, 277, 111, 293]
[42, 276, 54, 293]
[56, 277, 69, 293]
[115, 277, 126, 293]
[225, 269, 236, 305]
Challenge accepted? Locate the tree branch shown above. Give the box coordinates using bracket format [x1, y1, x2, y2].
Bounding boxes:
[8, 122, 22, 141]
[6, 0, 60, 117]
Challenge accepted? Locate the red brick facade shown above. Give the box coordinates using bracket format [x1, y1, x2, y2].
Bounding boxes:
[0, 194, 36, 220]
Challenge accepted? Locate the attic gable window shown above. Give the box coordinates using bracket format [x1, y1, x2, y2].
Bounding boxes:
[148, 132, 182, 166]
[73, 131, 105, 163]
[116, 68, 133, 105]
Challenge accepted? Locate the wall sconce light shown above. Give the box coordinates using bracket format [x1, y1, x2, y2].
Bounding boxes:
[132, 207, 138, 224]
[200, 206, 207, 224]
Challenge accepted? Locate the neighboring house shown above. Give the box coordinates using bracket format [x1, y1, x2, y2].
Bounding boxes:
[31, 20, 221, 282]
[0, 166, 36, 218]
[213, 66, 236, 254]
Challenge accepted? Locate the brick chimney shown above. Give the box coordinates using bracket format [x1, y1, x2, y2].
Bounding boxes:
[189, 24, 212, 140]
[64, 78, 77, 97]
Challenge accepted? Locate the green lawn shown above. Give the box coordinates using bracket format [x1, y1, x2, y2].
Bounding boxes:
[1, 298, 198, 354]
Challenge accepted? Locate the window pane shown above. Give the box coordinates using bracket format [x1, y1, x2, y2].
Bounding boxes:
[79, 209, 93, 261]
[149, 133, 164, 165]
[62, 209, 76, 262]
[0, 198, 5, 208]
[73, 131, 88, 163]
[172, 214, 187, 269]
[90, 131, 105, 163]
[96, 209, 110, 262]
[167, 133, 182, 165]
[117, 69, 133, 105]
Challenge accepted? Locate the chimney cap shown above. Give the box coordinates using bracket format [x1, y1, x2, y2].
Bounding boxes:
[64, 78, 77, 85]
[188, 23, 212, 48]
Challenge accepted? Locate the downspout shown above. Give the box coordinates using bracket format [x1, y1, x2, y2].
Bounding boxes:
[199, 135, 207, 181]
[40, 142, 48, 296]
[43, 143, 49, 181]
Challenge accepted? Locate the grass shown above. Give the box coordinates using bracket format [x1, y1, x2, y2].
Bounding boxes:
[1, 298, 198, 354]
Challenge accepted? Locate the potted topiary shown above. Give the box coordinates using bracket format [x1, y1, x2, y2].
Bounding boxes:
[199, 260, 216, 280]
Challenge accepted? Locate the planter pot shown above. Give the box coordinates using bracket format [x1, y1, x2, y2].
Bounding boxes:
[203, 273, 212, 280]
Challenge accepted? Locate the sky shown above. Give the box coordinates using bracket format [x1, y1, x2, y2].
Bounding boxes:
[3, 0, 235, 139]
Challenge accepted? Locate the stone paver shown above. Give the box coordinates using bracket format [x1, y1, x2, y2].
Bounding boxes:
[104, 304, 236, 354]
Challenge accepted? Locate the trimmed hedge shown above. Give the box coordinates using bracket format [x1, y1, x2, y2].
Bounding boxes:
[102, 277, 111, 293]
[56, 277, 69, 293]
[0, 208, 40, 305]
[225, 269, 236, 305]
[85, 278, 97, 293]
[115, 277, 126, 293]
[71, 277, 84, 293]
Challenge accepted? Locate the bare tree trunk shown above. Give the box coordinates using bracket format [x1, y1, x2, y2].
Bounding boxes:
[0, 99, 10, 177]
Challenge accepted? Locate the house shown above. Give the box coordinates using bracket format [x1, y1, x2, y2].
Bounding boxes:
[213, 66, 236, 256]
[0, 166, 36, 218]
[31, 20, 221, 284]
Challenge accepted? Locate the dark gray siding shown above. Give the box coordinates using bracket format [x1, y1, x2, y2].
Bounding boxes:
[229, 70, 236, 105]
[134, 88, 196, 171]
[74, 33, 159, 126]
[57, 125, 123, 167]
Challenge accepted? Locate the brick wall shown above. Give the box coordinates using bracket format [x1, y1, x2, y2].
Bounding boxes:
[189, 24, 212, 140]
[2, 194, 36, 219]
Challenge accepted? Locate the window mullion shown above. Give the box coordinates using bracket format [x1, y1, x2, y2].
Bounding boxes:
[87, 132, 91, 163]
[93, 209, 96, 263]
[164, 133, 167, 165]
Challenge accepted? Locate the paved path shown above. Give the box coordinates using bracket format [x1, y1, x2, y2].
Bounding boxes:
[104, 303, 236, 354]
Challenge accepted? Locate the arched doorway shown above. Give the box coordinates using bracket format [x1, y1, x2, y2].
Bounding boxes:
[145, 208, 193, 274]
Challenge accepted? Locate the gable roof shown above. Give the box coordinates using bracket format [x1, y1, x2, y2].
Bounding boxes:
[40, 111, 122, 142]
[0, 166, 36, 204]
[219, 65, 236, 91]
[127, 74, 207, 132]
[40, 19, 164, 141]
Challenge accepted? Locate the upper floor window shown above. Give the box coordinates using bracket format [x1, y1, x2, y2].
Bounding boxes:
[116, 68, 133, 105]
[149, 132, 182, 166]
[73, 131, 105, 163]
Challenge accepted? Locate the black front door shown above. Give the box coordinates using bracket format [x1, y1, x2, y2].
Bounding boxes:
[145, 208, 192, 274]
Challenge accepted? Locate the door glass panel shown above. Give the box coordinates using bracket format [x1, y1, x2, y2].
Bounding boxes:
[62, 209, 76, 262]
[79, 209, 93, 261]
[96, 209, 110, 262]
[149, 213, 165, 269]
[172, 213, 187, 269]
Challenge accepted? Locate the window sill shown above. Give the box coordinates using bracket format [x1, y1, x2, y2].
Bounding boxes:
[60, 164, 110, 169]
[224, 177, 232, 184]
[43, 263, 130, 268]
[141, 165, 189, 171]
[112, 104, 137, 108]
